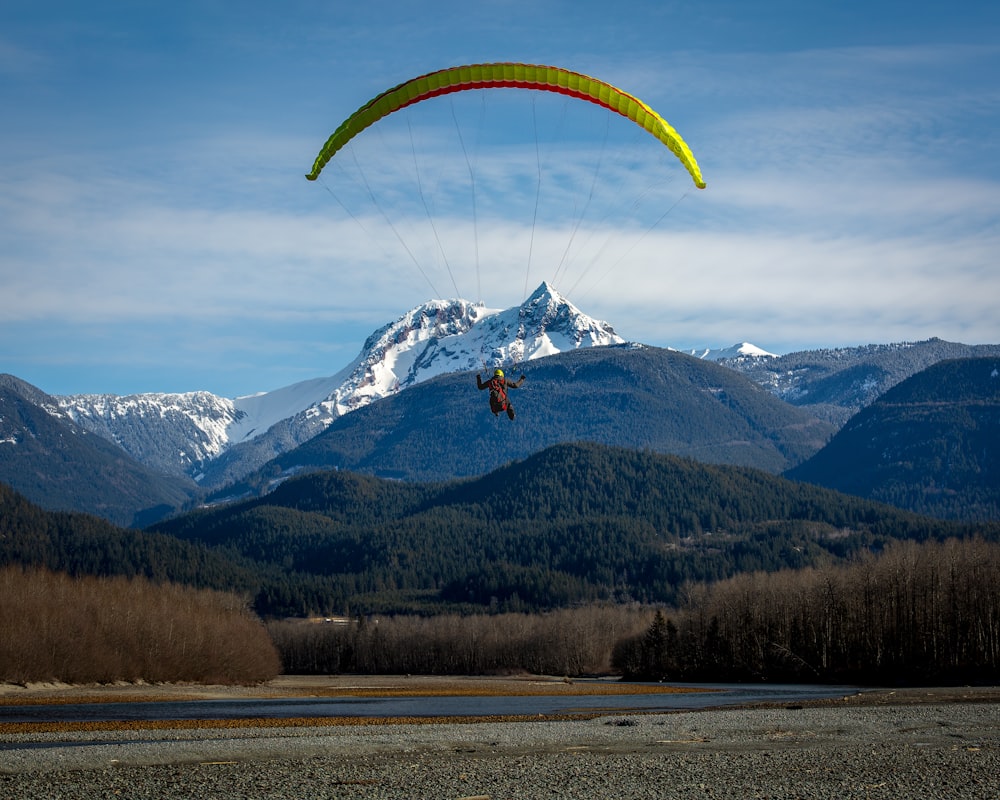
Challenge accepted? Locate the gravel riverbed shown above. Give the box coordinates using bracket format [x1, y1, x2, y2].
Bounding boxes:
[2, 682, 999, 799]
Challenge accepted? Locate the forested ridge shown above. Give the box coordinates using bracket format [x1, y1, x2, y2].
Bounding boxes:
[5, 441, 996, 619]
[150, 443, 998, 616]
[0, 482, 258, 592]
[788, 357, 1000, 520]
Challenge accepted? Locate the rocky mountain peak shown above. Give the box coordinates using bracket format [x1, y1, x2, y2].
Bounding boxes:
[53, 284, 623, 482]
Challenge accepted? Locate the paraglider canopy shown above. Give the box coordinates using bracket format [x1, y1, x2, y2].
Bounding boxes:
[306, 62, 706, 190]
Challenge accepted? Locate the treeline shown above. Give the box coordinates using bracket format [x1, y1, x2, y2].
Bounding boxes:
[268, 538, 1000, 684]
[4, 538, 997, 685]
[613, 537, 1000, 685]
[0, 566, 280, 684]
[269, 606, 650, 676]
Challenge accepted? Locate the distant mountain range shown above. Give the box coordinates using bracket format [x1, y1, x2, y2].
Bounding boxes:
[0, 375, 194, 526]
[2, 283, 999, 526]
[720, 338, 1000, 426]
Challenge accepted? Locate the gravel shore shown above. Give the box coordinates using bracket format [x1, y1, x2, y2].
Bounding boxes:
[2, 681, 999, 799]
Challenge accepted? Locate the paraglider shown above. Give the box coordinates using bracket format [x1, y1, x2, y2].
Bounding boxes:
[306, 65, 707, 422]
[306, 62, 706, 190]
[477, 368, 525, 420]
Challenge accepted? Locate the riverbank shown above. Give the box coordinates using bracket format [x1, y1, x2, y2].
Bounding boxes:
[3, 673, 999, 709]
[2, 679, 999, 799]
[0, 673, 704, 707]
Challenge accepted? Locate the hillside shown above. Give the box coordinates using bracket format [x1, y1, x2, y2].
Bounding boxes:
[787, 358, 1000, 521]
[213, 344, 834, 497]
[0, 375, 197, 526]
[153, 442, 995, 616]
[0, 481, 256, 591]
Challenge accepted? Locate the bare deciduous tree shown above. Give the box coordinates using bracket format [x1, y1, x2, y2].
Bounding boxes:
[0, 567, 281, 684]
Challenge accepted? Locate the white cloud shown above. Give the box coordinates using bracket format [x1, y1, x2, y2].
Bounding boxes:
[3, 9, 999, 395]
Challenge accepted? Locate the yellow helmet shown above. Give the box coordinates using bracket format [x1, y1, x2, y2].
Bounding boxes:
[494, 368, 504, 378]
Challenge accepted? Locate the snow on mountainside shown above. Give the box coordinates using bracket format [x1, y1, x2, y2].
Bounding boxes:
[57, 390, 241, 475]
[330, 280, 624, 409]
[718, 337, 1000, 427]
[684, 342, 776, 361]
[56, 283, 624, 481]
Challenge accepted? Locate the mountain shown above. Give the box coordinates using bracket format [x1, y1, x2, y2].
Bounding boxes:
[685, 342, 777, 361]
[723, 338, 1000, 427]
[152, 442, 996, 616]
[787, 357, 1000, 521]
[0, 375, 196, 526]
[211, 344, 835, 500]
[57, 283, 624, 489]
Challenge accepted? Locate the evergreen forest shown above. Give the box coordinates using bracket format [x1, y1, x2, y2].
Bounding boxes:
[4, 440, 1000, 684]
[149, 443, 998, 617]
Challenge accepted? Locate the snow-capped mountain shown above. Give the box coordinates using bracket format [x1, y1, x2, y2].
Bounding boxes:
[296, 280, 623, 420]
[683, 342, 776, 361]
[57, 283, 624, 485]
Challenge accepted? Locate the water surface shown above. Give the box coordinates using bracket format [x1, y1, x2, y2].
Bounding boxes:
[0, 683, 854, 725]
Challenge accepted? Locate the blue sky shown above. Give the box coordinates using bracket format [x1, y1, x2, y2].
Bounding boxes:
[2, 1, 999, 397]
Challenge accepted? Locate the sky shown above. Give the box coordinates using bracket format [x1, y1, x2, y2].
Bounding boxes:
[2, 1, 999, 398]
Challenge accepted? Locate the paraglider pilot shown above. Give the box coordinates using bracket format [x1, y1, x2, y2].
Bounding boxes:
[477, 368, 525, 420]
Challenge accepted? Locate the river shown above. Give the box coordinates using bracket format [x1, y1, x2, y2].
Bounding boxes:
[0, 683, 855, 725]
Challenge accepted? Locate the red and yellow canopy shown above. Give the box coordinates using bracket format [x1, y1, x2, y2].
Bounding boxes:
[306, 62, 706, 189]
